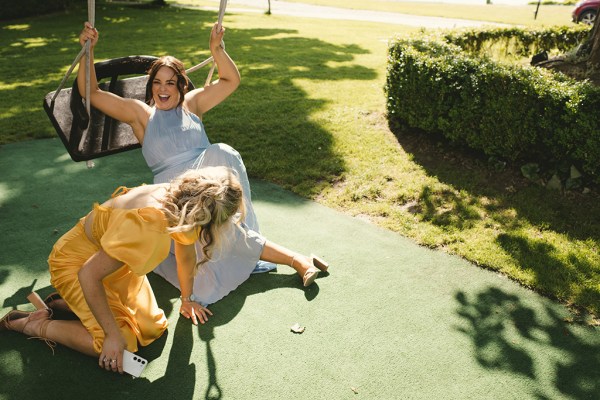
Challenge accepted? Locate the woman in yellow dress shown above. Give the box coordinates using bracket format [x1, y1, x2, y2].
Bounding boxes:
[0, 166, 325, 374]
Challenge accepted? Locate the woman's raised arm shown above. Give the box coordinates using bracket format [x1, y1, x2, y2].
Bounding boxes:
[185, 23, 241, 117]
[76, 22, 150, 143]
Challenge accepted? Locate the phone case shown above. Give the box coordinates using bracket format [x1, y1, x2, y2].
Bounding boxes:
[122, 350, 148, 378]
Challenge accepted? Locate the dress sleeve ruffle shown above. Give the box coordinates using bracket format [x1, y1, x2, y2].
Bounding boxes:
[100, 208, 171, 276]
[170, 226, 201, 246]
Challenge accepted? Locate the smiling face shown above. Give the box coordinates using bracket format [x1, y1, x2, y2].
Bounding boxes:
[152, 66, 180, 110]
[145, 56, 189, 109]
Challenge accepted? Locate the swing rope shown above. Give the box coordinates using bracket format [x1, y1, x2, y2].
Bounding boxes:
[186, 0, 228, 87]
[47, 0, 95, 154]
[49, 0, 95, 107]
[83, 0, 96, 152]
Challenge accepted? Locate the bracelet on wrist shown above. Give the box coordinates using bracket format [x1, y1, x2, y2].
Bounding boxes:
[180, 294, 197, 303]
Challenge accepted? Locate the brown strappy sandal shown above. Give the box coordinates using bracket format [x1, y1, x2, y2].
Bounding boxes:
[0, 310, 31, 332]
[1, 296, 57, 354]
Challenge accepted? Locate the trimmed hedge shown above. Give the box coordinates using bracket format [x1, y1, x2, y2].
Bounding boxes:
[385, 26, 600, 184]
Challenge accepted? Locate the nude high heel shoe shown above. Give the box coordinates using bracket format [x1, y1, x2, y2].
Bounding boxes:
[292, 256, 320, 287]
[27, 292, 50, 311]
[311, 254, 329, 272]
[30, 291, 76, 320]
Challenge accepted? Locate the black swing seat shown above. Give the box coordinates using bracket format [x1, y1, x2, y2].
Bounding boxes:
[43, 55, 194, 162]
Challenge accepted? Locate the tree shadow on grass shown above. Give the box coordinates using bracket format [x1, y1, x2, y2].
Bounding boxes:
[389, 125, 600, 313]
[390, 125, 600, 242]
[495, 232, 600, 316]
[455, 286, 599, 400]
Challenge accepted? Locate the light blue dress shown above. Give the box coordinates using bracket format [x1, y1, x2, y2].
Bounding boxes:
[142, 107, 276, 305]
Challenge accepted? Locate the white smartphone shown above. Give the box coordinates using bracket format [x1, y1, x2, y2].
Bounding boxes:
[122, 350, 148, 378]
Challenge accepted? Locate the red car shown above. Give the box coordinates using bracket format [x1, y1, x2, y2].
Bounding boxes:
[572, 0, 600, 25]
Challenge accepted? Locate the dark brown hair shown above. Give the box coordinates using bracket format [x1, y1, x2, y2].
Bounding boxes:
[145, 56, 189, 107]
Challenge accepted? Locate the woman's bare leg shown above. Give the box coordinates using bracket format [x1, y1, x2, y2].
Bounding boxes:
[260, 241, 309, 272]
[11, 310, 96, 356]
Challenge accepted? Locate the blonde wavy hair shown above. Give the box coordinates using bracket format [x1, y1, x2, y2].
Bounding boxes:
[160, 167, 245, 270]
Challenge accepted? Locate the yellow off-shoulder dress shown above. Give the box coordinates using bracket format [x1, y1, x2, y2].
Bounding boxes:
[48, 189, 197, 354]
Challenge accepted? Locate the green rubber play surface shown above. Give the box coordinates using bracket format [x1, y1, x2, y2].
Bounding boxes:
[0, 139, 598, 399]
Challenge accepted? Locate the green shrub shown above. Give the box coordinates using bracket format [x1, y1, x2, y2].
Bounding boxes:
[442, 25, 590, 58]
[385, 26, 600, 184]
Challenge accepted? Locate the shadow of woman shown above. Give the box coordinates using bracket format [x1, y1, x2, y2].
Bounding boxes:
[190, 271, 323, 399]
[129, 318, 198, 400]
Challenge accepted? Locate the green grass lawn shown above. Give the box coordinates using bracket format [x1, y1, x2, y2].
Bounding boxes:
[1, 2, 598, 317]
[177, 0, 575, 26]
[282, 0, 574, 26]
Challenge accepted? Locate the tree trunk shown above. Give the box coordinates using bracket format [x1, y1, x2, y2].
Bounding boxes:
[589, 7, 600, 67]
[537, 6, 600, 84]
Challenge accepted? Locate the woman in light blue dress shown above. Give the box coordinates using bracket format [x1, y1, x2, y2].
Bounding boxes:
[75, 22, 328, 313]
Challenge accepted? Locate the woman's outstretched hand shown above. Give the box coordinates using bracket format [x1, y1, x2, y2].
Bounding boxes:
[209, 22, 225, 53]
[79, 21, 98, 49]
[180, 301, 213, 326]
